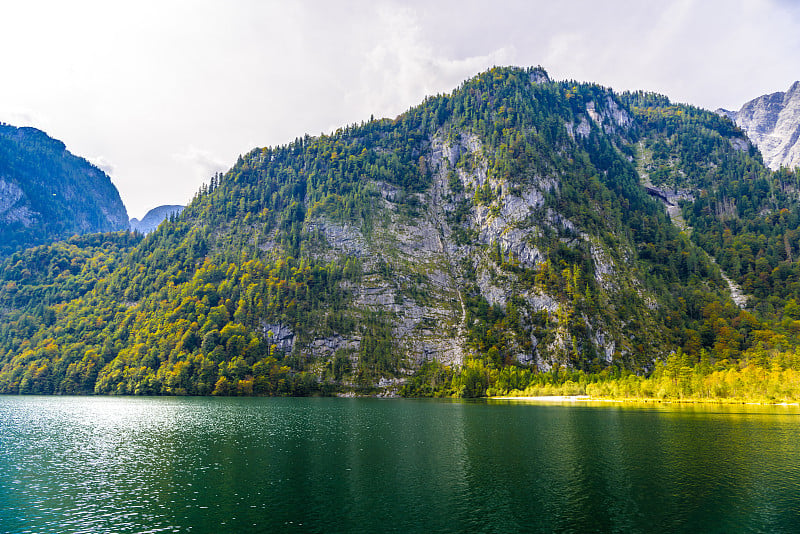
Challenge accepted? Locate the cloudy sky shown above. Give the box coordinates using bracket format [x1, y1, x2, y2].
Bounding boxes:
[1, 0, 798, 219]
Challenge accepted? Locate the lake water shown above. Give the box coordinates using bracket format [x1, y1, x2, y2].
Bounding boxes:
[1, 397, 800, 533]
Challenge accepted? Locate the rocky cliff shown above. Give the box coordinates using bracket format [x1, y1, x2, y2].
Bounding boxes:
[160, 69, 736, 376]
[718, 81, 800, 170]
[0, 67, 790, 396]
[0, 124, 129, 255]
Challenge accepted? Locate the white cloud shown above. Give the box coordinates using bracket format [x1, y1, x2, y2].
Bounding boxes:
[349, 4, 515, 119]
[87, 156, 116, 176]
[0, 110, 47, 130]
[174, 146, 229, 185]
[0, 0, 798, 218]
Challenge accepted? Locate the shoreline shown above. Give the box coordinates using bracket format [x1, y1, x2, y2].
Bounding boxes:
[491, 395, 800, 406]
[494, 395, 595, 402]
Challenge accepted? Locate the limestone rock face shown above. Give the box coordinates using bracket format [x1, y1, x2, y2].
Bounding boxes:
[719, 81, 800, 170]
[298, 94, 664, 371]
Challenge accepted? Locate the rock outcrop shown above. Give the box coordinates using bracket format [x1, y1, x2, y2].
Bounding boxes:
[718, 81, 800, 170]
[291, 91, 675, 372]
[1, 67, 775, 398]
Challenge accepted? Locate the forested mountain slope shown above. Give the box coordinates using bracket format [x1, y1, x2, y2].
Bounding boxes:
[1, 67, 798, 397]
[0, 124, 129, 256]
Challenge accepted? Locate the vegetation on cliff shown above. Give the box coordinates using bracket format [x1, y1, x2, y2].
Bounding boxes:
[0, 124, 129, 256]
[1, 67, 800, 398]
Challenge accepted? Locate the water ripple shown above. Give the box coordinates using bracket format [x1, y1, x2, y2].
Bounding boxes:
[2, 397, 800, 533]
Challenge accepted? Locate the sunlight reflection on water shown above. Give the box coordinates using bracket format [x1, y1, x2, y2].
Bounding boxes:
[2, 397, 800, 533]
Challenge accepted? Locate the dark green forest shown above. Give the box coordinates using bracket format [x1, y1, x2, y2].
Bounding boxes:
[0, 124, 129, 256]
[2, 67, 800, 399]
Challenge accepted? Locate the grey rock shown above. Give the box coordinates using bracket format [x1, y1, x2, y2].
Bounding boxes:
[0, 179, 24, 216]
[289, 101, 675, 373]
[529, 67, 550, 85]
[261, 323, 295, 352]
[586, 97, 633, 134]
[309, 219, 367, 258]
[310, 335, 360, 359]
[720, 81, 800, 170]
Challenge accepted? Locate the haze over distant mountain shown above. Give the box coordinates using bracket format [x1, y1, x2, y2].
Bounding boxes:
[130, 205, 185, 234]
[0, 123, 129, 256]
[718, 81, 800, 170]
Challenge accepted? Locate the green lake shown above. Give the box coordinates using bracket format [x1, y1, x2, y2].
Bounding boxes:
[1, 396, 800, 533]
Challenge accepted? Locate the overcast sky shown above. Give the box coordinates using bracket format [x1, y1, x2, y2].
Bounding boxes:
[1, 0, 798, 219]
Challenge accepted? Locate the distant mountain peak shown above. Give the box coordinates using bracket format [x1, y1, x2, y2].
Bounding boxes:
[722, 81, 800, 170]
[130, 204, 184, 234]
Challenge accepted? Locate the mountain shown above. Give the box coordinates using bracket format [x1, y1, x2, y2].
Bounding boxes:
[0, 123, 129, 255]
[0, 66, 798, 398]
[717, 81, 800, 170]
[130, 205, 185, 234]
